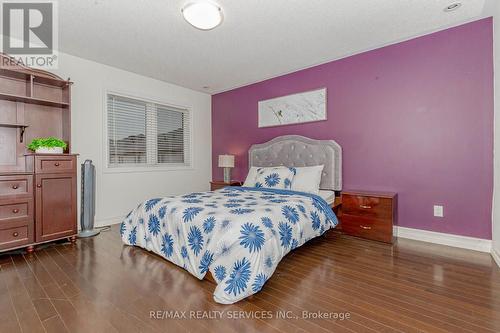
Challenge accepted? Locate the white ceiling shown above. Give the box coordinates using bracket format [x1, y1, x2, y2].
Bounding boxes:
[59, 0, 495, 94]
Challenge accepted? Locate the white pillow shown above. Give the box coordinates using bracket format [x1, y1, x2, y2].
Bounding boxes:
[243, 167, 259, 187]
[253, 167, 294, 189]
[290, 165, 324, 195]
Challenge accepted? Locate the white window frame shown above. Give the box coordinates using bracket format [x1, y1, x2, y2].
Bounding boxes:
[103, 90, 194, 174]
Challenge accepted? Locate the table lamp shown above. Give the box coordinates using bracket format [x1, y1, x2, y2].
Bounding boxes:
[218, 154, 235, 183]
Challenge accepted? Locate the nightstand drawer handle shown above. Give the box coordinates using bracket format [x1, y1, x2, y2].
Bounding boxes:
[12, 232, 19, 237]
[54, 162, 60, 167]
[12, 209, 19, 214]
[11, 184, 19, 190]
[360, 225, 372, 230]
[359, 204, 372, 209]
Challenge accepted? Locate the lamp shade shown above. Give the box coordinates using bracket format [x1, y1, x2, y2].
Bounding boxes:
[218, 154, 235, 168]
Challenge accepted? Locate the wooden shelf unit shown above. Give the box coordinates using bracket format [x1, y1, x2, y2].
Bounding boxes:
[0, 122, 28, 127]
[0, 53, 77, 253]
[0, 68, 69, 88]
[0, 57, 71, 108]
[0, 92, 70, 108]
[0, 122, 28, 143]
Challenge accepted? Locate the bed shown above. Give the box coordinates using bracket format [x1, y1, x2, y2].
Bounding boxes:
[120, 135, 342, 304]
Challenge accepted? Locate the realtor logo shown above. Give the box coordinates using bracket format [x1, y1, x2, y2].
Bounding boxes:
[0, 1, 58, 68]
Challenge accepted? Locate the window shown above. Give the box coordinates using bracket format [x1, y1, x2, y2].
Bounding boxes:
[107, 93, 191, 168]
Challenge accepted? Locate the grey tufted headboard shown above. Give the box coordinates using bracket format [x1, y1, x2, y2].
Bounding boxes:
[248, 135, 342, 191]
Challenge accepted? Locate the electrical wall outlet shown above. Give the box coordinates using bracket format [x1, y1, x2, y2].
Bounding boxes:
[433, 205, 444, 218]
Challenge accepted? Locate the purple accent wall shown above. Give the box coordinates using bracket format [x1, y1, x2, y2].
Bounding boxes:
[212, 18, 493, 239]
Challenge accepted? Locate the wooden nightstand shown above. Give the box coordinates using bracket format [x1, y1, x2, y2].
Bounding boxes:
[210, 180, 242, 191]
[340, 190, 397, 243]
[331, 197, 342, 216]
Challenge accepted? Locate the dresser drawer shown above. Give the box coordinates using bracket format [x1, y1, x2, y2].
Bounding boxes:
[0, 224, 31, 250]
[0, 201, 30, 220]
[34, 155, 76, 174]
[0, 175, 33, 199]
[341, 214, 393, 243]
[342, 194, 393, 219]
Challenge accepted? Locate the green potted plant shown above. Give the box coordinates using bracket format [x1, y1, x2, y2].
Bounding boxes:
[27, 137, 67, 154]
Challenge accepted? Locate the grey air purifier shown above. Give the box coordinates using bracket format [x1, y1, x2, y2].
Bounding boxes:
[78, 160, 100, 238]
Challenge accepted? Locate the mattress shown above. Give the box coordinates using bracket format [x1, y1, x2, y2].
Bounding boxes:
[319, 190, 336, 205]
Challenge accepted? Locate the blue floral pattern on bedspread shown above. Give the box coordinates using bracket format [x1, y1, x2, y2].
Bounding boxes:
[120, 187, 338, 304]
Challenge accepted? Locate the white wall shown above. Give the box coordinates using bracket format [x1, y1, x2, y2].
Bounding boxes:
[493, 5, 500, 265]
[51, 53, 212, 227]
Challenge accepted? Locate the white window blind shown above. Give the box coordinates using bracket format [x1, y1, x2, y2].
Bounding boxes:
[107, 94, 190, 168]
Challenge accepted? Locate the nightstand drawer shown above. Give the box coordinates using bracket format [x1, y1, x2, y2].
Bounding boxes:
[341, 214, 393, 243]
[210, 181, 242, 191]
[211, 183, 228, 191]
[342, 194, 393, 219]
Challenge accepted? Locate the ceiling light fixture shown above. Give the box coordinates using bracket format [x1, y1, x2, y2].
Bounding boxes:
[182, 1, 223, 30]
[444, 2, 461, 12]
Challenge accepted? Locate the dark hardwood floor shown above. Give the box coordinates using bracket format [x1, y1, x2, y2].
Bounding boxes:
[0, 225, 499, 333]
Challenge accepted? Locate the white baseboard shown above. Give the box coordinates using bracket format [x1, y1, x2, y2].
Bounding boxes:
[91, 216, 499, 262]
[492, 248, 500, 268]
[394, 226, 492, 253]
[95, 215, 124, 228]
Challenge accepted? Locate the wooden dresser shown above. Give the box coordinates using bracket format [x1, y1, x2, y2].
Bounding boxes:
[340, 190, 397, 243]
[210, 180, 242, 191]
[0, 53, 77, 253]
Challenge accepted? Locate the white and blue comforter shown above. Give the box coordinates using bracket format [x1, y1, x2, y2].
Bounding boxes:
[120, 187, 338, 304]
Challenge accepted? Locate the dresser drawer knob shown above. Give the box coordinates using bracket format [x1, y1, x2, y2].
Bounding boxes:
[54, 162, 60, 167]
[11, 184, 19, 190]
[360, 225, 372, 230]
[36, 184, 41, 188]
[12, 232, 19, 237]
[359, 204, 372, 209]
[12, 209, 19, 214]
